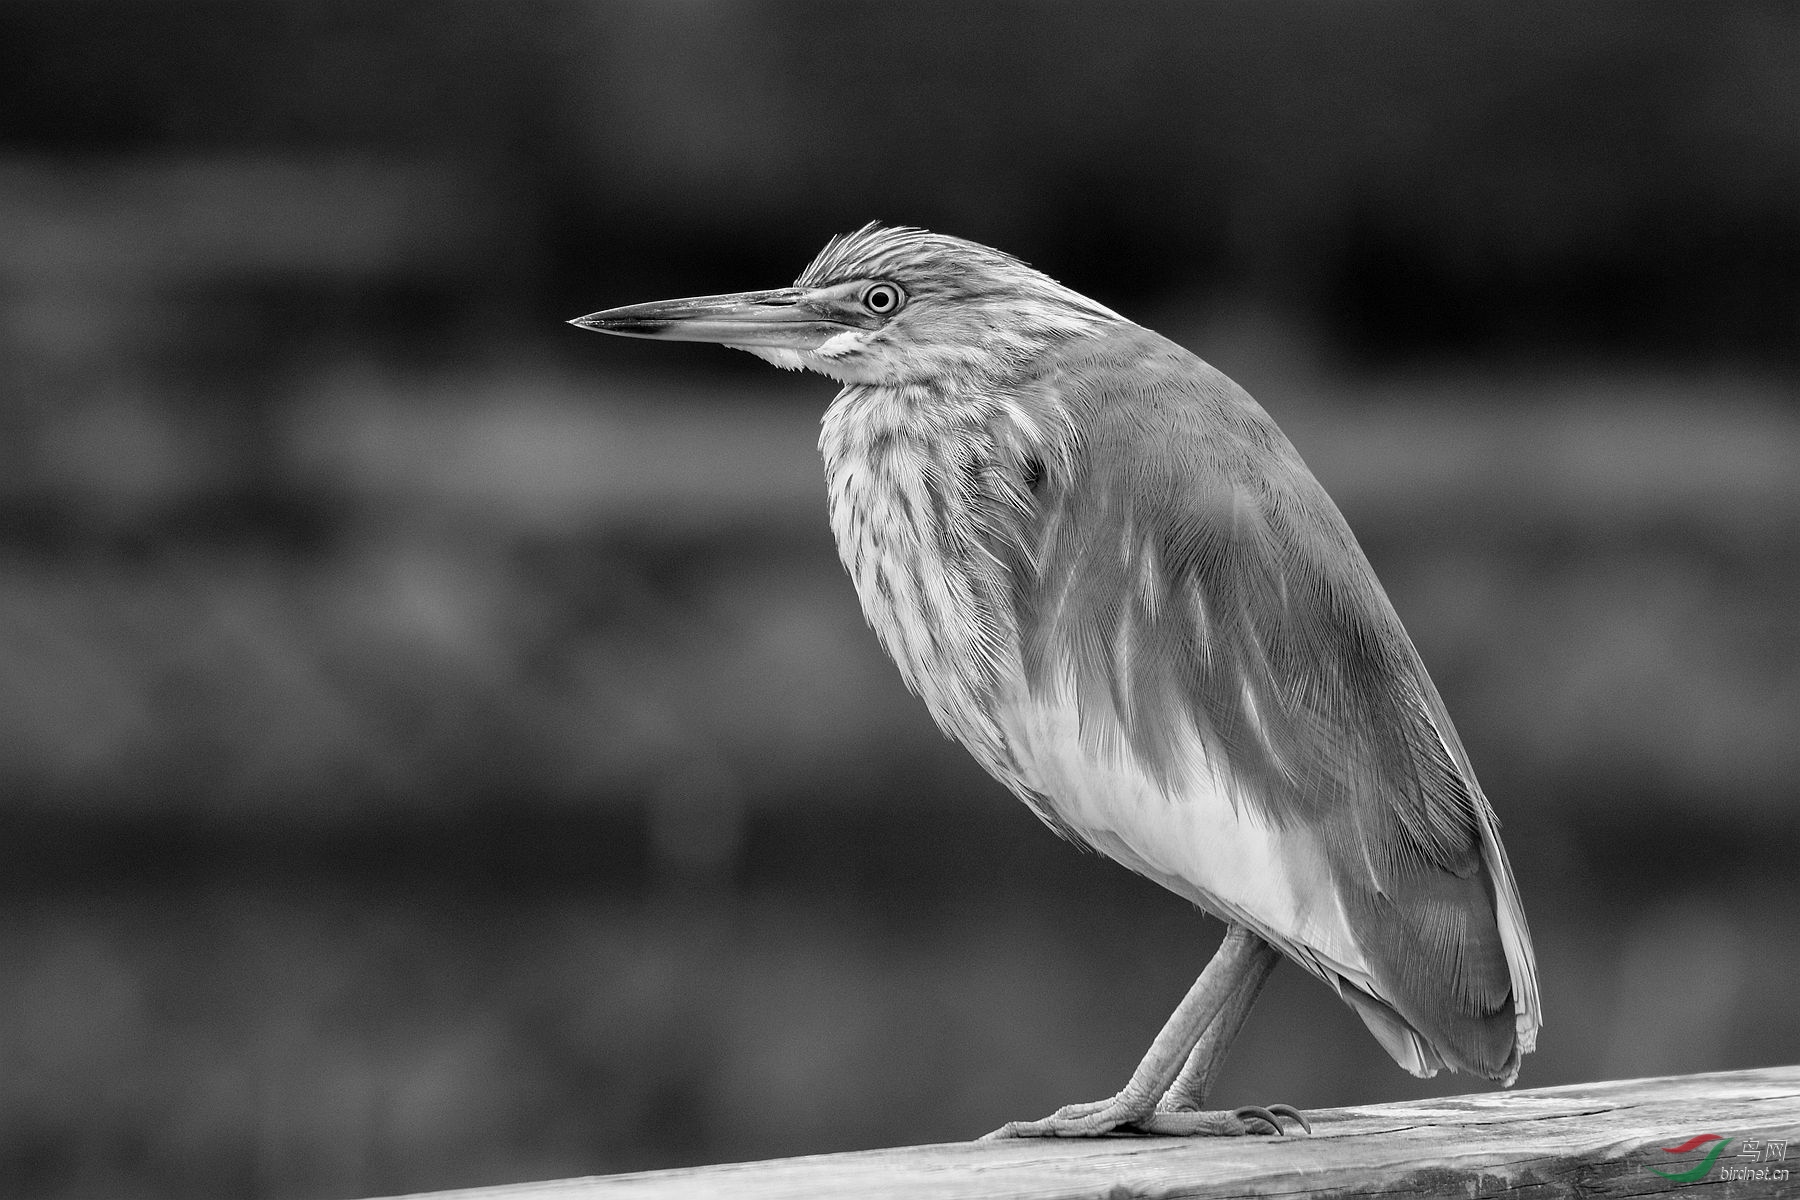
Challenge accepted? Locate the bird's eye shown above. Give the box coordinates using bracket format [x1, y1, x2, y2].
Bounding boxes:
[861, 282, 904, 315]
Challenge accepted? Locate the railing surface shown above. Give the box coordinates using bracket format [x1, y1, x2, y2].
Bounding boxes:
[372, 1064, 1800, 1199]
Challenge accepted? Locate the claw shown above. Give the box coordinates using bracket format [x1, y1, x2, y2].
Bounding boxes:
[987, 1097, 1312, 1140]
[1223, 1103, 1310, 1135]
[1264, 1103, 1311, 1134]
[1234, 1105, 1284, 1135]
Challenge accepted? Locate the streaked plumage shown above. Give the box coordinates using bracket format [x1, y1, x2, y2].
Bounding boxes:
[572, 223, 1540, 1136]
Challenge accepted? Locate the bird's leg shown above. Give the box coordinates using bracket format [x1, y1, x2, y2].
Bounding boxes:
[1150, 928, 1308, 1134]
[984, 925, 1299, 1139]
[1158, 928, 1276, 1110]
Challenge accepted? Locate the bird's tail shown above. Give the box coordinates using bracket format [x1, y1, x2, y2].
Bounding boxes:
[1336, 985, 1448, 1079]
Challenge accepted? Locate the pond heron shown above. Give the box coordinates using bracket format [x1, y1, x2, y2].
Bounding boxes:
[571, 224, 1540, 1139]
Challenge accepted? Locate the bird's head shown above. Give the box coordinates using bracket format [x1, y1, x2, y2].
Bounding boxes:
[570, 223, 1122, 387]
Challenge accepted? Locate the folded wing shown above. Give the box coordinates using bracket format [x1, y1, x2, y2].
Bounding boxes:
[990, 327, 1540, 1081]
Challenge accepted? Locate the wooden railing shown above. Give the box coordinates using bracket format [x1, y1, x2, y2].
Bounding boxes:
[372, 1064, 1800, 1198]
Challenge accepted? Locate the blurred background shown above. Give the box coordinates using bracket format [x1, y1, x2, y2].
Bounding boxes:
[2, 2, 1798, 1197]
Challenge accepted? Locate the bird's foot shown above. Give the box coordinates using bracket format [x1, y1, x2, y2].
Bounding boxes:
[1148, 1101, 1310, 1136]
[983, 1097, 1308, 1139]
[981, 1095, 1150, 1139]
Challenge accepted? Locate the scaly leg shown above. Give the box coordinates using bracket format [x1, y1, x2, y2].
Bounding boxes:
[1152, 930, 1309, 1133]
[984, 925, 1303, 1138]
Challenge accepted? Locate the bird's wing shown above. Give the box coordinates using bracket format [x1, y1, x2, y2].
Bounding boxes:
[985, 326, 1540, 1082]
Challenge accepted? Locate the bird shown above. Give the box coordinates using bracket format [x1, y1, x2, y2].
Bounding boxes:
[570, 223, 1541, 1139]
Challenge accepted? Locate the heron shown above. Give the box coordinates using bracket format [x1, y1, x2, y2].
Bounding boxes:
[570, 223, 1540, 1139]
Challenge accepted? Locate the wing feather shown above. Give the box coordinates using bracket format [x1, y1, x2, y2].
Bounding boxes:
[991, 326, 1540, 1081]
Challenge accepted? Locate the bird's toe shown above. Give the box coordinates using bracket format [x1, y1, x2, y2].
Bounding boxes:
[981, 1097, 1149, 1139]
[986, 1096, 1311, 1139]
[1129, 1104, 1310, 1137]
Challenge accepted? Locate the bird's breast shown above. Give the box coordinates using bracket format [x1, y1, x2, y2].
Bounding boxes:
[819, 386, 1025, 787]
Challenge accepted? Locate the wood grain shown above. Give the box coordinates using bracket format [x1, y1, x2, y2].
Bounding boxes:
[370, 1065, 1800, 1199]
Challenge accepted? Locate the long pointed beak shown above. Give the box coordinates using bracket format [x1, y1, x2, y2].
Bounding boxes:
[568, 288, 851, 350]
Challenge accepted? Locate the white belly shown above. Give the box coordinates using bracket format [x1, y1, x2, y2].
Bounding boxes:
[998, 682, 1370, 981]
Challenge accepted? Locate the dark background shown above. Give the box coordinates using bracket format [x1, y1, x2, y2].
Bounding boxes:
[3, 3, 1797, 1197]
